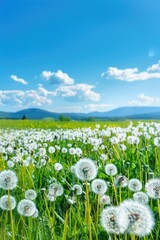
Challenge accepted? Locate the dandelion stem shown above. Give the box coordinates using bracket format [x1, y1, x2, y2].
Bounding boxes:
[8, 190, 15, 240]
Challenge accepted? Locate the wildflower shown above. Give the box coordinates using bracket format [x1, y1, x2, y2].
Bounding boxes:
[17, 199, 36, 217]
[75, 148, 82, 156]
[39, 148, 46, 156]
[0, 170, 18, 190]
[100, 154, 107, 161]
[48, 182, 64, 197]
[110, 136, 119, 145]
[69, 148, 76, 155]
[118, 200, 155, 237]
[70, 166, 75, 173]
[48, 146, 55, 154]
[72, 184, 83, 195]
[40, 159, 46, 166]
[127, 136, 140, 145]
[54, 163, 63, 172]
[91, 179, 108, 195]
[0, 195, 16, 211]
[133, 192, 149, 204]
[7, 161, 14, 168]
[101, 206, 126, 234]
[25, 189, 37, 200]
[100, 195, 111, 205]
[128, 179, 142, 192]
[145, 178, 160, 199]
[154, 137, 160, 147]
[61, 147, 67, 153]
[119, 144, 127, 151]
[47, 194, 55, 202]
[105, 164, 117, 176]
[74, 158, 98, 181]
[114, 175, 128, 188]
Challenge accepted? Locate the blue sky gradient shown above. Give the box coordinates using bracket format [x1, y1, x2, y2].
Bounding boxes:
[1, 0, 160, 112]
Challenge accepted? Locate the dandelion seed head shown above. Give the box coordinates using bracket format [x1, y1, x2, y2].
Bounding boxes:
[91, 179, 108, 195]
[48, 182, 64, 197]
[133, 192, 149, 204]
[101, 206, 126, 235]
[72, 184, 83, 195]
[0, 195, 16, 211]
[128, 179, 142, 192]
[100, 195, 110, 205]
[0, 170, 18, 190]
[145, 178, 160, 199]
[74, 158, 98, 181]
[114, 175, 128, 188]
[17, 199, 36, 217]
[54, 163, 63, 172]
[25, 189, 37, 200]
[118, 200, 155, 237]
[105, 164, 117, 176]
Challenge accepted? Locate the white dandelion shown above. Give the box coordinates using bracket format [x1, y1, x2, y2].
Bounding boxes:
[145, 178, 160, 199]
[128, 179, 142, 192]
[72, 184, 83, 195]
[101, 206, 126, 235]
[54, 163, 63, 172]
[0, 170, 18, 190]
[74, 158, 98, 181]
[0, 195, 16, 211]
[118, 200, 155, 237]
[25, 189, 37, 200]
[133, 192, 149, 204]
[105, 164, 117, 176]
[91, 179, 108, 195]
[17, 199, 36, 217]
[100, 195, 111, 205]
[48, 182, 64, 197]
[114, 175, 128, 188]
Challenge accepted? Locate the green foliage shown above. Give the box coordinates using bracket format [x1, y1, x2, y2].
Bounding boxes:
[59, 114, 71, 122]
[0, 121, 160, 239]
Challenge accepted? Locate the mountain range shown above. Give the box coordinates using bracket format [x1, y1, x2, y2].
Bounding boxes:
[1, 107, 160, 120]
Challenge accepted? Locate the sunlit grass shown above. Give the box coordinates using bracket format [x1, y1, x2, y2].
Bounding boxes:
[0, 120, 159, 240]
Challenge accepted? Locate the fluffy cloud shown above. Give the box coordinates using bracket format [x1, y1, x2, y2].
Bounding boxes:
[0, 86, 55, 109]
[10, 75, 28, 85]
[55, 84, 101, 101]
[147, 61, 160, 71]
[0, 82, 101, 109]
[102, 61, 160, 81]
[42, 70, 74, 85]
[128, 93, 160, 106]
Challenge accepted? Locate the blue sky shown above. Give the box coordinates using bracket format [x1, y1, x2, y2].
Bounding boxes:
[1, 0, 160, 112]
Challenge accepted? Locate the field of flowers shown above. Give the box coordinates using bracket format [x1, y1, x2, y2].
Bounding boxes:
[0, 120, 160, 240]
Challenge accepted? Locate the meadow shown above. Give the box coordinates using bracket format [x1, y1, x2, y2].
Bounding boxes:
[0, 120, 160, 240]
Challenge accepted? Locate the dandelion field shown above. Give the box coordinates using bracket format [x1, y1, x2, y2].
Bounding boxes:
[0, 120, 160, 240]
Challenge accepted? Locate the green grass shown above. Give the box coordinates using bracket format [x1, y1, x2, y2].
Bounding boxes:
[0, 119, 130, 129]
[0, 120, 160, 240]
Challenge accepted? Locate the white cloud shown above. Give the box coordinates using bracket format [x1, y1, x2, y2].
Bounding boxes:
[10, 75, 28, 85]
[147, 61, 160, 71]
[102, 61, 160, 82]
[128, 93, 160, 106]
[42, 70, 74, 85]
[55, 83, 101, 101]
[42, 71, 54, 80]
[0, 86, 55, 109]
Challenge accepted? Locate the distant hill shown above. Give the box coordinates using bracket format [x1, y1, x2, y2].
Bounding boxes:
[0, 107, 160, 120]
